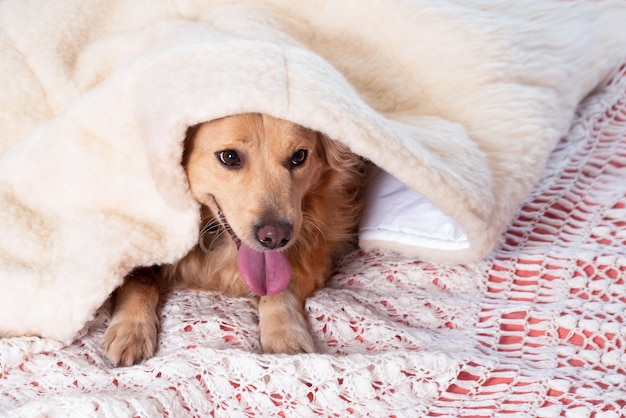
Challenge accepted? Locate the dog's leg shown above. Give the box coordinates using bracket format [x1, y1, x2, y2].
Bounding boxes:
[258, 286, 315, 354]
[102, 267, 160, 366]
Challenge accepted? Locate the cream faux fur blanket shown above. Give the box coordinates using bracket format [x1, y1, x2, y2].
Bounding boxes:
[0, 0, 625, 343]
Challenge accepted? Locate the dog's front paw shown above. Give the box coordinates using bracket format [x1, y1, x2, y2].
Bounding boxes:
[257, 291, 316, 354]
[102, 315, 158, 367]
[258, 312, 314, 354]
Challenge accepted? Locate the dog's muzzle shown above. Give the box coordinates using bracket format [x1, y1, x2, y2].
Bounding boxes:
[201, 195, 291, 296]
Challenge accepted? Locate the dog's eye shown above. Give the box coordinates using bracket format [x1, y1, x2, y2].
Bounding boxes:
[290, 149, 308, 167]
[216, 150, 241, 167]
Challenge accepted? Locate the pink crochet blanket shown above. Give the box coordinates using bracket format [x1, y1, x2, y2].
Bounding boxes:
[1, 61, 625, 418]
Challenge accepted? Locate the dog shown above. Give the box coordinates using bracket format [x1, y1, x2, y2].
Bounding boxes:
[102, 113, 366, 366]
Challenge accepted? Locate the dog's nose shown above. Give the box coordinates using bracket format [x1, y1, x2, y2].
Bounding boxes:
[255, 222, 293, 249]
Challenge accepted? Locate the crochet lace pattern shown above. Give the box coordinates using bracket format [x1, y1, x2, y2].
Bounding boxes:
[1, 62, 625, 417]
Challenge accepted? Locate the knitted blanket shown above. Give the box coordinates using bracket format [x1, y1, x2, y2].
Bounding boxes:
[1, 1, 626, 415]
[2, 64, 626, 415]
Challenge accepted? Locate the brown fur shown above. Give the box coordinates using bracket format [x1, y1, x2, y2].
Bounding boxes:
[103, 113, 365, 366]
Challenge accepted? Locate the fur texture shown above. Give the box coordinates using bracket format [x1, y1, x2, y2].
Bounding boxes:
[103, 114, 365, 366]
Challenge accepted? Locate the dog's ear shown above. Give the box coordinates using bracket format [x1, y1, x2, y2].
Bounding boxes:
[316, 132, 360, 172]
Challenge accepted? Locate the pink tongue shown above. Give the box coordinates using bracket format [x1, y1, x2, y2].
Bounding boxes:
[237, 243, 291, 296]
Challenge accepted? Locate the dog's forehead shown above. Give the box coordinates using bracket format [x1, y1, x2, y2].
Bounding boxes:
[196, 114, 316, 149]
[262, 120, 317, 149]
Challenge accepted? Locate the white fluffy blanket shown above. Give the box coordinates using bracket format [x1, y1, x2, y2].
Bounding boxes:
[0, 0, 625, 361]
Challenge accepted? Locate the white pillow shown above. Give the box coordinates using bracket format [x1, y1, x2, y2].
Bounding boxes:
[359, 167, 469, 251]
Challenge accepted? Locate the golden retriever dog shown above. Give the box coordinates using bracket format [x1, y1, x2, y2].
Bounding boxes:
[102, 113, 365, 366]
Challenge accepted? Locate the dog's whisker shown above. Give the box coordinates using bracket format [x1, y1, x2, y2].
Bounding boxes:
[199, 220, 220, 235]
[199, 220, 223, 253]
[207, 231, 226, 253]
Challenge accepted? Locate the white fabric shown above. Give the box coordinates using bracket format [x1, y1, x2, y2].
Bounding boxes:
[359, 167, 469, 250]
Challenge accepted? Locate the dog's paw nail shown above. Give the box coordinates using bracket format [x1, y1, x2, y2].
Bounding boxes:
[260, 324, 314, 354]
[102, 319, 158, 367]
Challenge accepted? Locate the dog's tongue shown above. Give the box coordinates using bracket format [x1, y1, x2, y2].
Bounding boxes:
[237, 243, 291, 296]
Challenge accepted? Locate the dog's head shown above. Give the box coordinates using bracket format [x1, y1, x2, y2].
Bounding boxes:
[182, 113, 352, 295]
[184, 113, 327, 250]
